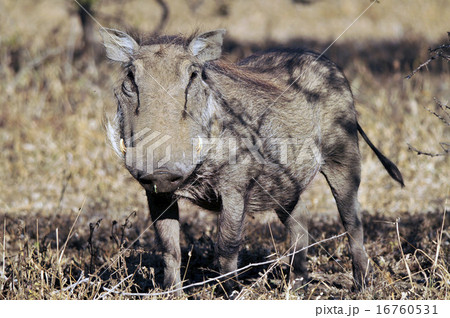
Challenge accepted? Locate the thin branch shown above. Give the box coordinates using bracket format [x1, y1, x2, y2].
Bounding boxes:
[439, 142, 449, 153]
[434, 97, 450, 112]
[52, 271, 90, 295]
[97, 274, 133, 299]
[421, 98, 450, 126]
[405, 55, 438, 79]
[58, 199, 84, 264]
[395, 218, 414, 291]
[407, 143, 448, 157]
[405, 33, 450, 79]
[432, 204, 447, 273]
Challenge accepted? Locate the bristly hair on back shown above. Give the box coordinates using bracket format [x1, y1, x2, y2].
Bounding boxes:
[208, 60, 285, 98]
[126, 28, 200, 49]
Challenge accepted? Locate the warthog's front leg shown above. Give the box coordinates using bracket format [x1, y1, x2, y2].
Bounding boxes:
[146, 192, 181, 296]
[216, 189, 245, 297]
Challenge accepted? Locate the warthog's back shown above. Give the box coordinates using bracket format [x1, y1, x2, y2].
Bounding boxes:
[237, 48, 357, 127]
[237, 48, 360, 168]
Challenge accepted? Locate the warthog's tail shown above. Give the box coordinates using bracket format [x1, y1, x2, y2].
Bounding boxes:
[357, 123, 405, 187]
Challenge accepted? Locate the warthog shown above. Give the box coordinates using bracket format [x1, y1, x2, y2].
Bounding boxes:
[101, 28, 404, 296]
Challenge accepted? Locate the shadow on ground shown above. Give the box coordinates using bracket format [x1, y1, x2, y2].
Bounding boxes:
[1, 208, 447, 299]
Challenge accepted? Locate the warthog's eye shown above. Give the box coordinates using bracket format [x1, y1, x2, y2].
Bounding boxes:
[127, 70, 135, 82]
[121, 70, 137, 97]
[183, 69, 200, 116]
[190, 71, 198, 80]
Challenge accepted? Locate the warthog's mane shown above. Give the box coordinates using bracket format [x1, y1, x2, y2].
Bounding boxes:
[206, 60, 285, 98]
[127, 31, 284, 97]
[129, 30, 199, 49]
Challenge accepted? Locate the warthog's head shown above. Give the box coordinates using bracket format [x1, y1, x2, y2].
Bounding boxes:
[101, 28, 226, 193]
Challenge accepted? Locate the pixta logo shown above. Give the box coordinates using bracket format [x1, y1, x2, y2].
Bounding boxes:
[124, 128, 172, 174]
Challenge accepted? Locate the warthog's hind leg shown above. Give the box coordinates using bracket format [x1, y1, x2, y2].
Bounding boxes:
[321, 159, 370, 290]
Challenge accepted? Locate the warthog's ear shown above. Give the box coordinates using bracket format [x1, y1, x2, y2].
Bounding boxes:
[189, 29, 226, 62]
[100, 28, 139, 63]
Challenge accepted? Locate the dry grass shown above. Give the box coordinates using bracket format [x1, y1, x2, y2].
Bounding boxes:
[0, 0, 448, 299]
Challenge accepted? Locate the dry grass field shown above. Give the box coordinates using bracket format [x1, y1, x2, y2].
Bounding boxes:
[0, 0, 448, 299]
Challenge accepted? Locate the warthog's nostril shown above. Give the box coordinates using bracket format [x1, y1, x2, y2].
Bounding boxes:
[169, 174, 183, 183]
[138, 174, 154, 184]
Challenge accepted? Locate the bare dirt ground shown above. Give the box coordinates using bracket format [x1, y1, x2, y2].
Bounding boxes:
[0, 0, 448, 299]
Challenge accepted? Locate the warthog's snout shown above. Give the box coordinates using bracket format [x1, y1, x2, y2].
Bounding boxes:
[138, 170, 184, 193]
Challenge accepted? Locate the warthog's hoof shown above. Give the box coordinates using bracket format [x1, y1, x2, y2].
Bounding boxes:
[290, 275, 310, 294]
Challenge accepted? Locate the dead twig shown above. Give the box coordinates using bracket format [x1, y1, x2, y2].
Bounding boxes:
[433, 198, 448, 274]
[97, 274, 133, 299]
[120, 211, 136, 248]
[88, 219, 102, 274]
[405, 34, 450, 158]
[422, 98, 450, 126]
[56, 170, 72, 214]
[58, 199, 84, 265]
[407, 143, 448, 157]
[405, 34, 449, 156]
[405, 33, 450, 79]
[52, 271, 89, 296]
[395, 218, 414, 291]
[111, 211, 137, 249]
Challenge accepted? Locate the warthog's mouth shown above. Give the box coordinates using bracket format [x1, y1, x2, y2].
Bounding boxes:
[136, 169, 185, 194]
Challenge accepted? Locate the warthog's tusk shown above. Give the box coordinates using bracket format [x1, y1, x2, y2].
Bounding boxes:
[195, 136, 203, 153]
[154, 184, 158, 194]
[120, 138, 127, 155]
